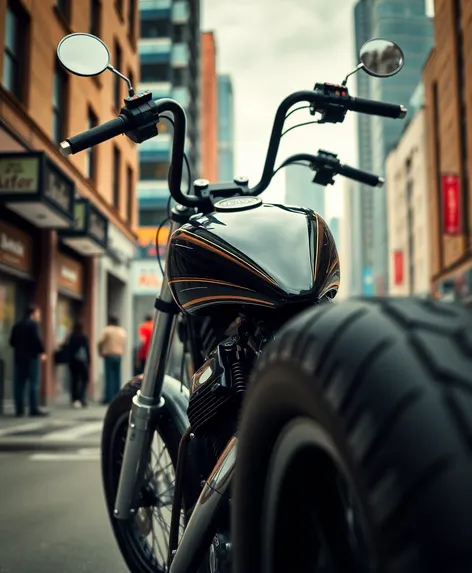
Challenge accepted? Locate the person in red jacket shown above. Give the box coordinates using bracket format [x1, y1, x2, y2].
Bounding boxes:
[137, 314, 154, 373]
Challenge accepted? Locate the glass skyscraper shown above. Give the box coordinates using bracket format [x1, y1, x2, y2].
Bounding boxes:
[285, 165, 325, 218]
[137, 0, 201, 224]
[217, 74, 235, 182]
[351, 0, 433, 295]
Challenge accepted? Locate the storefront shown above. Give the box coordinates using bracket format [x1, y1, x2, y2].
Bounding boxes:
[0, 219, 35, 411]
[0, 150, 75, 408]
[59, 197, 109, 402]
[94, 224, 135, 399]
[434, 268, 472, 305]
[54, 251, 85, 402]
[0, 152, 75, 231]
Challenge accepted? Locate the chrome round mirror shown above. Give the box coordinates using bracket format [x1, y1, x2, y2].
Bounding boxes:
[57, 33, 110, 77]
[359, 38, 404, 78]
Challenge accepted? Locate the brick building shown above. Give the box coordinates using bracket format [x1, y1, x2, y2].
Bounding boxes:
[423, 0, 472, 304]
[0, 0, 139, 408]
[200, 31, 218, 182]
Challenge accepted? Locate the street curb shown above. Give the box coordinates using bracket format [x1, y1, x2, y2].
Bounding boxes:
[0, 439, 101, 452]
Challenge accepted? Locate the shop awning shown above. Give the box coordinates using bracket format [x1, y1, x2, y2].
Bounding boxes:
[0, 151, 75, 228]
[59, 197, 109, 256]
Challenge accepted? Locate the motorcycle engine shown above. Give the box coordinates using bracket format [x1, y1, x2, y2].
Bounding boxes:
[187, 337, 247, 458]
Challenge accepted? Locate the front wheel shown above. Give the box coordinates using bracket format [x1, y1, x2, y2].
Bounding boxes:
[101, 377, 184, 573]
[232, 298, 472, 573]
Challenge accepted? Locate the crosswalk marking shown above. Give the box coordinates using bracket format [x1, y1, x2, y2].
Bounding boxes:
[42, 421, 103, 441]
[29, 448, 101, 462]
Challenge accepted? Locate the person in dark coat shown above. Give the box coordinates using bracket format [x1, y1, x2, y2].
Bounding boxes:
[66, 320, 90, 408]
[9, 304, 48, 417]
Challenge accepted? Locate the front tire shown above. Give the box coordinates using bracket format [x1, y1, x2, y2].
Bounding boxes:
[101, 377, 184, 573]
[232, 298, 472, 573]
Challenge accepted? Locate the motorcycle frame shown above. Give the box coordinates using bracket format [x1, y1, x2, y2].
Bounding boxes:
[113, 202, 238, 572]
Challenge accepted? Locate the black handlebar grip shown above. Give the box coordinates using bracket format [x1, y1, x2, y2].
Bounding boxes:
[339, 163, 384, 187]
[59, 116, 129, 156]
[348, 96, 407, 120]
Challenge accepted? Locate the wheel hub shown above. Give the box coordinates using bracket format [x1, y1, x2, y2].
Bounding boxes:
[209, 533, 231, 573]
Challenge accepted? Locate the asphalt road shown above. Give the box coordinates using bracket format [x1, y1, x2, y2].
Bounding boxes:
[0, 450, 129, 573]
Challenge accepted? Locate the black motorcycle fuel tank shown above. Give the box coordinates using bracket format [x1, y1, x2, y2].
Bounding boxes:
[166, 197, 339, 316]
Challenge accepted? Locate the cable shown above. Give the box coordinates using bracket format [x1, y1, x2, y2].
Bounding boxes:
[285, 105, 311, 121]
[281, 120, 320, 138]
[272, 161, 311, 178]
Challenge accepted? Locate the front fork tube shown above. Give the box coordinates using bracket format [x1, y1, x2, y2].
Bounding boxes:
[113, 209, 189, 521]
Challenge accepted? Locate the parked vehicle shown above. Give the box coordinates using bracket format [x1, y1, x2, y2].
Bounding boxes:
[57, 33, 472, 573]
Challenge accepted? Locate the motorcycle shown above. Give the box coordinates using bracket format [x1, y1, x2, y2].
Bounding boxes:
[56, 33, 472, 573]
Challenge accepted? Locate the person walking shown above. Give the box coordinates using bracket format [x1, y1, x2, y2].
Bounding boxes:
[98, 316, 127, 404]
[9, 304, 48, 417]
[137, 314, 154, 373]
[65, 320, 90, 409]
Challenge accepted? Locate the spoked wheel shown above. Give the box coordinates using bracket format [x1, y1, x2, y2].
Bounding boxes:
[233, 298, 472, 573]
[101, 378, 185, 573]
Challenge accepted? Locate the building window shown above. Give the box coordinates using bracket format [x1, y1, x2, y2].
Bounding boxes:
[140, 18, 170, 38]
[139, 160, 169, 181]
[56, 0, 71, 21]
[128, 0, 136, 44]
[173, 24, 186, 43]
[114, 41, 122, 109]
[115, 0, 123, 18]
[141, 63, 169, 83]
[52, 65, 68, 143]
[126, 166, 134, 223]
[113, 146, 121, 210]
[85, 109, 98, 181]
[173, 68, 186, 87]
[432, 81, 443, 266]
[90, 0, 101, 36]
[2, 4, 28, 102]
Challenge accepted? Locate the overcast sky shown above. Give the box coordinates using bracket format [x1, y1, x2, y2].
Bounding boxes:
[201, 0, 435, 218]
[202, 0, 360, 217]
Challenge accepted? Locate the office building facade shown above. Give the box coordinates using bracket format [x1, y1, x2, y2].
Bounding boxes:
[285, 165, 325, 217]
[423, 0, 472, 306]
[0, 0, 139, 406]
[386, 82, 431, 297]
[217, 74, 234, 182]
[351, 0, 433, 295]
[131, 0, 201, 350]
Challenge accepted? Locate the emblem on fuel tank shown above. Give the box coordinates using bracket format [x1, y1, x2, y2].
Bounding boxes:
[214, 196, 262, 212]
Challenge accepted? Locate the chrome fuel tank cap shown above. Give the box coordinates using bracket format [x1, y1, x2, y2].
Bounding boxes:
[214, 196, 262, 212]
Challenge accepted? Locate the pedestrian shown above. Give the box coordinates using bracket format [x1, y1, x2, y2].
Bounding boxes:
[9, 304, 48, 417]
[65, 320, 90, 409]
[97, 316, 127, 404]
[137, 314, 154, 373]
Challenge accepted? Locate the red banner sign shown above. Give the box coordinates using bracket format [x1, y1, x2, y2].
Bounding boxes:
[442, 174, 461, 235]
[393, 250, 403, 285]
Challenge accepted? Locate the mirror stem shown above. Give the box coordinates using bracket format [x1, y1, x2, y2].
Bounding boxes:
[107, 65, 135, 96]
[341, 63, 365, 86]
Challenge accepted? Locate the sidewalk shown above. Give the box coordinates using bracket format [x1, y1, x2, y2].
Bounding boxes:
[0, 402, 108, 452]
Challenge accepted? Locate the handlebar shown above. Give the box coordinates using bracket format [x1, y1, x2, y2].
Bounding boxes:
[347, 96, 407, 119]
[280, 152, 384, 188]
[60, 116, 130, 155]
[59, 87, 406, 209]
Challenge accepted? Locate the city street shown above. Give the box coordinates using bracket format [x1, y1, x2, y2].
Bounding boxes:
[0, 406, 128, 573]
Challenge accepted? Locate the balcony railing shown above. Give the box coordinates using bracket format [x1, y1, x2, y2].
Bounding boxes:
[139, 0, 171, 10]
[172, 1, 189, 23]
[171, 43, 189, 67]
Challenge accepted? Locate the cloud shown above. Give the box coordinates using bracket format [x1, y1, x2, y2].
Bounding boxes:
[202, 0, 358, 211]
